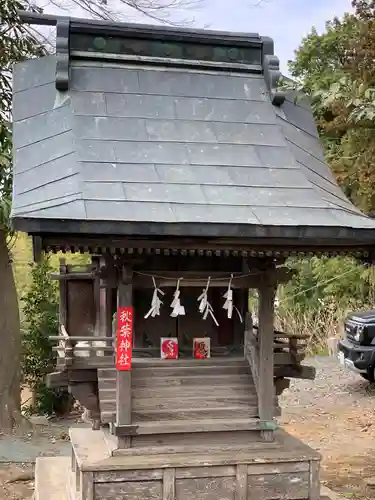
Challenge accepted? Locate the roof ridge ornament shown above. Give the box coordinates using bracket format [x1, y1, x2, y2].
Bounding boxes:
[261, 36, 286, 107]
[263, 55, 286, 106]
[55, 17, 70, 91]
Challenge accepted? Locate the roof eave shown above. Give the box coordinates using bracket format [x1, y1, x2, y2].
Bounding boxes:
[12, 217, 375, 249]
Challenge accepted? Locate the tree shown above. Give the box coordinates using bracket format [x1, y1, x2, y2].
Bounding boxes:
[289, 0, 375, 214]
[49, 0, 202, 25]
[21, 258, 72, 416]
[0, 0, 45, 432]
[2, 0, 204, 432]
[275, 2, 375, 348]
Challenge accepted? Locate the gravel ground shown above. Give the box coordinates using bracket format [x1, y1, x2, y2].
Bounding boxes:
[280, 356, 375, 499]
[1, 355, 375, 499]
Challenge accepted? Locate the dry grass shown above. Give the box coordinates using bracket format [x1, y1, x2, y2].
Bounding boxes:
[276, 308, 347, 356]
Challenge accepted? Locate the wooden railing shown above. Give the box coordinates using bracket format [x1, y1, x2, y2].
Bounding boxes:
[244, 313, 314, 396]
[50, 325, 114, 369]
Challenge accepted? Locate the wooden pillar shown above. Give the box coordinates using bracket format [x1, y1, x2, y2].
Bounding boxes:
[99, 256, 113, 337]
[59, 258, 67, 330]
[116, 266, 133, 448]
[92, 256, 101, 336]
[257, 274, 277, 441]
[32, 235, 43, 263]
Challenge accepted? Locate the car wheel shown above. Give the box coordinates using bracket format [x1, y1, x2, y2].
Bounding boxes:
[365, 367, 375, 382]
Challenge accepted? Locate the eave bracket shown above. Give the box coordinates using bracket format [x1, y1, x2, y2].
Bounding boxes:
[55, 17, 71, 91]
[263, 54, 286, 107]
[261, 36, 286, 107]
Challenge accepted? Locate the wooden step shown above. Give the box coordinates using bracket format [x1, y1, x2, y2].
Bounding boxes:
[114, 438, 277, 456]
[99, 383, 256, 398]
[132, 394, 259, 410]
[98, 358, 247, 378]
[132, 364, 251, 378]
[100, 398, 260, 412]
[99, 372, 254, 388]
[71, 426, 320, 464]
[98, 378, 117, 390]
[99, 386, 260, 403]
[116, 429, 277, 454]
[98, 374, 255, 389]
[115, 417, 264, 436]
[100, 399, 281, 422]
[132, 406, 259, 421]
[133, 357, 247, 368]
[99, 390, 265, 423]
[131, 384, 256, 398]
[133, 373, 253, 388]
[99, 391, 264, 406]
[103, 411, 267, 426]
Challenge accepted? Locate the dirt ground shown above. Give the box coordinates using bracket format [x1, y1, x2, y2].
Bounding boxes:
[279, 356, 375, 499]
[0, 414, 82, 500]
[1, 355, 375, 499]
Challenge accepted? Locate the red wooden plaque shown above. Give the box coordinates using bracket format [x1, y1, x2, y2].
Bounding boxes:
[193, 337, 211, 359]
[115, 306, 133, 371]
[161, 338, 179, 359]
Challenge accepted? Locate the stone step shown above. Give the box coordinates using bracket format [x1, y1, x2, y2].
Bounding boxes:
[34, 456, 70, 500]
[67, 469, 78, 500]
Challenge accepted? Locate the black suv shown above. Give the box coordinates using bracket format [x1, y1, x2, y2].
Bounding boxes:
[338, 310, 375, 381]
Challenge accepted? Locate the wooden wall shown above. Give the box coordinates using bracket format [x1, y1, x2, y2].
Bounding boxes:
[92, 461, 314, 500]
[66, 280, 95, 336]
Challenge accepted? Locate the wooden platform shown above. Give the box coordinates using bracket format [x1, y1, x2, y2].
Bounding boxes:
[34, 455, 340, 500]
[32, 426, 325, 499]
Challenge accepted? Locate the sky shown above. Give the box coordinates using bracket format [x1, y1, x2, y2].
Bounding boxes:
[39, 0, 354, 73]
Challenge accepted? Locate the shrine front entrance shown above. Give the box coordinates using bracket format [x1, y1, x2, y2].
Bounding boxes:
[133, 286, 245, 359]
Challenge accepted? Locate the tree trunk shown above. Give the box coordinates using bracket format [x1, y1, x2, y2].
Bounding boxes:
[0, 229, 22, 433]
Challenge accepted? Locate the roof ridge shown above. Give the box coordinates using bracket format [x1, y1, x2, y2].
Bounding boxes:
[19, 10, 262, 43]
[18, 9, 285, 107]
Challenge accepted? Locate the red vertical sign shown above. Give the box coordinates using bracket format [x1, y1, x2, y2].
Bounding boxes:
[115, 306, 133, 371]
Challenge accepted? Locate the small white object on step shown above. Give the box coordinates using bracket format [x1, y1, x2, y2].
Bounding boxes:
[73, 340, 107, 358]
[74, 341, 90, 358]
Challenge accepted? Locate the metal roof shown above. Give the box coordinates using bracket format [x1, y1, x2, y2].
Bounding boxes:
[10, 13, 375, 247]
